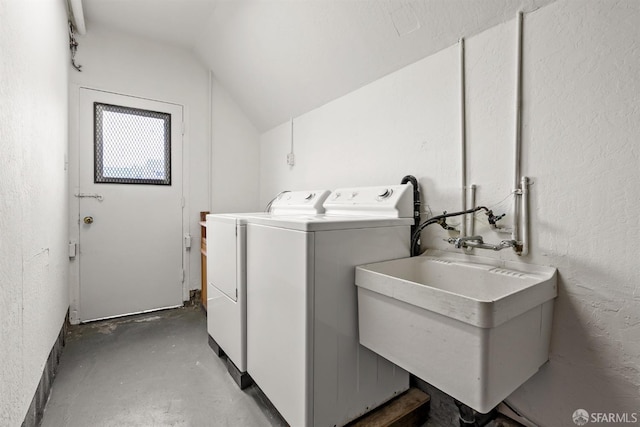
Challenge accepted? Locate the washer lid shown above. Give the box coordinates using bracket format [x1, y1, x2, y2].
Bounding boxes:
[205, 189, 332, 224]
[206, 212, 272, 225]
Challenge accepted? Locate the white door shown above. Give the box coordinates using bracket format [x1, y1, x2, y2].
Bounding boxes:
[78, 89, 184, 322]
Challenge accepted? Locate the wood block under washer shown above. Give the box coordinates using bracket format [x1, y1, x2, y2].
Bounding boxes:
[346, 388, 431, 427]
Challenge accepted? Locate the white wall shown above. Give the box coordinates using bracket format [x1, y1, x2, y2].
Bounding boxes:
[0, 1, 70, 424]
[210, 75, 260, 213]
[68, 24, 211, 310]
[259, 0, 640, 424]
[260, 45, 461, 212]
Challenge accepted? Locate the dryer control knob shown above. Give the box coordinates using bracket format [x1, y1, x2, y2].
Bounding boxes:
[377, 188, 393, 199]
[331, 192, 341, 200]
[304, 193, 314, 200]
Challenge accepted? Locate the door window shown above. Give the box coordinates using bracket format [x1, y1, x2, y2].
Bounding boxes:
[94, 102, 171, 185]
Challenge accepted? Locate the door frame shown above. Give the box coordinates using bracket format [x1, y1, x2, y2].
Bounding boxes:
[68, 84, 191, 324]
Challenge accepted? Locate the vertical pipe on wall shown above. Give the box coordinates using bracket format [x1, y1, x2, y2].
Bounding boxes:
[512, 12, 524, 251]
[290, 117, 294, 154]
[514, 12, 524, 188]
[469, 184, 477, 236]
[287, 117, 295, 167]
[459, 38, 468, 238]
[520, 177, 529, 256]
[208, 71, 213, 210]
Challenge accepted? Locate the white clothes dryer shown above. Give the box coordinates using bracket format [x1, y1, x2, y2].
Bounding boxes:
[246, 184, 414, 427]
[205, 190, 330, 388]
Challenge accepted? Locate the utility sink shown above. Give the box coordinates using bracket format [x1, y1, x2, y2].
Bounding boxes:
[355, 250, 557, 413]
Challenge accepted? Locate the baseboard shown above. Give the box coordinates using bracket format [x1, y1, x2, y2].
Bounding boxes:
[21, 309, 69, 427]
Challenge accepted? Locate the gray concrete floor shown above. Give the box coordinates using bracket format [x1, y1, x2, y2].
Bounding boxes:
[40, 306, 516, 427]
[41, 307, 287, 427]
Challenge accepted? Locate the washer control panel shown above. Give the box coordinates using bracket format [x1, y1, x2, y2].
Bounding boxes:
[270, 190, 331, 214]
[377, 188, 393, 200]
[324, 184, 413, 218]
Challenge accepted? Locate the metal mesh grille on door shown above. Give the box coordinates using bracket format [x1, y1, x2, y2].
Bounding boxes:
[94, 103, 171, 185]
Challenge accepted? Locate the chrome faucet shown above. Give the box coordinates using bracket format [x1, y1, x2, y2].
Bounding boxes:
[447, 235, 516, 251]
[450, 235, 483, 248]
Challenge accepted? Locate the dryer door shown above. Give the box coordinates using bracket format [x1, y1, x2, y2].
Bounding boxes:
[208, 219, 239, 301]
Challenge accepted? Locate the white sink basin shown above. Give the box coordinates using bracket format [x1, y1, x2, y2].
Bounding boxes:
[356, 250, 557, 328]
[355, 250, 557, 413]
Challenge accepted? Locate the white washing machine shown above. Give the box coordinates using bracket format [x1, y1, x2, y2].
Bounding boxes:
[206, 190, 330, 388]
[246, 184, 414, 427]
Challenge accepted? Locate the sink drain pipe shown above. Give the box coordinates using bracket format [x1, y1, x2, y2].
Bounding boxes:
[401, 175, 421, 251]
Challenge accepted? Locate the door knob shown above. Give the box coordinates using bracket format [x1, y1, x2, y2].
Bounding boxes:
[83, 216, 94, 224]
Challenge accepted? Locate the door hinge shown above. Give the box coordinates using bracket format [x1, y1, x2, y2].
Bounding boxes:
[181, 197, 185, 208]
[184, 233, 192, 249]
[68, 241, 77, 259]
[181, 122, 185, 135]
[180, 269, 185, 283]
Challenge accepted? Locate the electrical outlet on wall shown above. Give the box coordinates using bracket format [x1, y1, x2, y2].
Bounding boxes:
[287, 152, 295, 166]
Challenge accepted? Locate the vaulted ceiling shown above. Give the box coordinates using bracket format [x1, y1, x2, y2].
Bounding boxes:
[82, 0, 555, 131]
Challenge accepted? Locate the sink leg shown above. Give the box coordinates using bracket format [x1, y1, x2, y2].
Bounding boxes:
[454, 400, 497, 427]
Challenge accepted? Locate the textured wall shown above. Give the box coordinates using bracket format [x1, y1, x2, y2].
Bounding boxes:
[507, 1, 640, 423]
[0, 1, 70, 425]
[259, 0, 640, 424]
[67, 24, 211, 309]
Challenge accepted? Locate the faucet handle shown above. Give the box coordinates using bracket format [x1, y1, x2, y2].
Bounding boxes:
[446, 237, 465, 249]
[498, 240, 517, 249]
